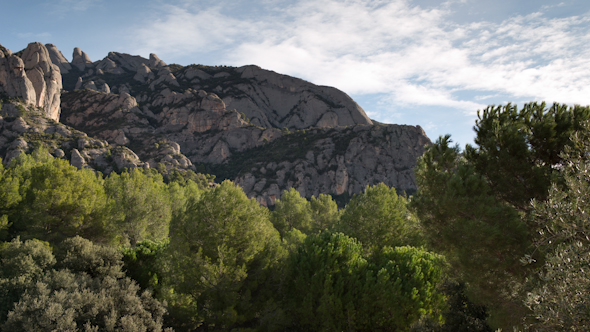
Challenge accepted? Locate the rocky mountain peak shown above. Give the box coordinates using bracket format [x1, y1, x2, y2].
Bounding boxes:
[0, 42, 62, 121]
[149, 53, 166, 68]
[72, 47, 92, 71]
[45, 43, 72, 74]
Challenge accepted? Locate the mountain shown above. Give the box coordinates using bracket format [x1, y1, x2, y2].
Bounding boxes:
[0, 42, 430, 206]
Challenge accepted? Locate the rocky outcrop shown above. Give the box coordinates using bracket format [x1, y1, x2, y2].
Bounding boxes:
[21, 42, 62, 121]
[149, 54, 166, 68]
[46, 43, 72, 74]
[60, 88, 259, 169]
[72, 47, 93, 71]
[0, 44, 36, 105]
[0, 99, 143, 173]
[0, 43, 62, 121]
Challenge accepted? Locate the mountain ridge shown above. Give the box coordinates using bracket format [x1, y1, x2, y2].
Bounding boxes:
[0, 42, 430, 205]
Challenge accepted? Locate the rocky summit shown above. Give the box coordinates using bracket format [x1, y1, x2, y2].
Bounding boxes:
[0, 42, 431, 205]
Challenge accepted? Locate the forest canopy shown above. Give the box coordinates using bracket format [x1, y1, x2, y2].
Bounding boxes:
[0, 101, 588, 331]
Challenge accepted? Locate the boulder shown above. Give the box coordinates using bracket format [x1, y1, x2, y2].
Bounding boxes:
[70, 148, 86, 169]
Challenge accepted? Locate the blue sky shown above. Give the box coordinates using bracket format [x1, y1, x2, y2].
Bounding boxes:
[3, 0, 590, 147]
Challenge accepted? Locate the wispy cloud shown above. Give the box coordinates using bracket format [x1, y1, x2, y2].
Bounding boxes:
[16, 32, 52, 41]
[48, 0, 101, 18]
[129, 0, 590, 115]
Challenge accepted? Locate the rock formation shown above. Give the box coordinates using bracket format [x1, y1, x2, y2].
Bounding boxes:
[0, 43, 62, 121]
[46, 43, 72, 74]
[0, 44, 36, 105]
[21, 42, 63, 121]
[1, 43, 430, 206]
[0, 98, 143, 173]
[71, 47, 92, 71]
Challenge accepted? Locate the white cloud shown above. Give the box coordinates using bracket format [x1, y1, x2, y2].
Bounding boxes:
[129, 0, 590, 115]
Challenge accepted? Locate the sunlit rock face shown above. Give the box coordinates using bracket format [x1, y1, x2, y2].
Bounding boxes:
[0, 43, 62, 121]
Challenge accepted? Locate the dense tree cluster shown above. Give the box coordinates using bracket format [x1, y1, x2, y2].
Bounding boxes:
[411, 102, 590, 330]
[1, 101, 588, 331]
[0, 149, 449, 331]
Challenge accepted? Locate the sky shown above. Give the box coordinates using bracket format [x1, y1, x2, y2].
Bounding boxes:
[3, 0, 590, 147]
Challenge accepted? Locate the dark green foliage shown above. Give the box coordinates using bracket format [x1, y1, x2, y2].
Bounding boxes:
[411, 281, 492, 332]
[285, 232, 446, 332]
[285, 232, 366, 331]
[0, 238, 55, 322]
[54, 236, 124, 279]
[411, 102, 590, 329]
[411, 135, 530, 327]
[339, 183, 423, 252]
[0, 236, 172, 331]
[438, 282, 492, 332]
[122, 239, 168, 296]
[524, 122, 590, 330]
[465, 102, 590, 211]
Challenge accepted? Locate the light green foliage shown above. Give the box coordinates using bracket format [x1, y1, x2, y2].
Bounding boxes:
[105, 169, 172, 245]
[166, 180, 284, 330]
[339, 183, 423, 252]
[272, 189, 340, 237]
[0, 236, 172, 331]
[525, 123, 590, 330]
[309, 193, 340, 232]
[167, 178, 203, 217]
[285, 232, 445, 331]
[271, 188, 313, 236]
[10, 151, 113, 244]
[281, 228, 307, 254]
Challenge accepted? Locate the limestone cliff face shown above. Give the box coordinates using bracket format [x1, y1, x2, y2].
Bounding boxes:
[3, 44, 430, 205]
[228, 124, 429, 206]
[0, 43, 62, 121]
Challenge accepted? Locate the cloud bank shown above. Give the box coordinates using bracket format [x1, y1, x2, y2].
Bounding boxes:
[130, 0, 590, 116]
